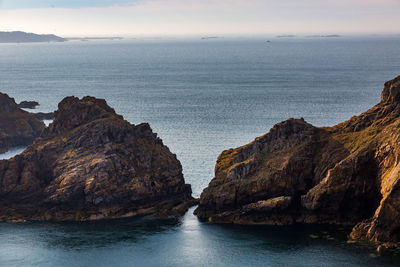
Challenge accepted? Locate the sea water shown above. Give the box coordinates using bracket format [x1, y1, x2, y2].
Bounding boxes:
[0, 37, 399, 266]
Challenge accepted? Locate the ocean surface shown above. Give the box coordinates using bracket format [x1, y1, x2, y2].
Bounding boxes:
[1, 37, 400, 266]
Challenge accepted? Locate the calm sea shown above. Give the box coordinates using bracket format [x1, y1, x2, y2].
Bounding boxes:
[0, 37, 400, 266]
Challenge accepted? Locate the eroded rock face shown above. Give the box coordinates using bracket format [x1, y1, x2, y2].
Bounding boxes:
[0, 93, 45, 153]
[0, 96, 194, 221]
[195, 75, 400, 246]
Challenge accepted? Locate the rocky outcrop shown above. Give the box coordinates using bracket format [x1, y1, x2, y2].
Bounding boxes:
[18, 101, 39, 109]
[0, 93, 45, 153]
[0, 96, 194, 221]
[195, 75, 400, 247]
[17, 100, 54, 119]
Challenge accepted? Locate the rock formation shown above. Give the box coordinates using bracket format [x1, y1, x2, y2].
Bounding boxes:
[195, 75, 400, 247]
[18, 100, 39, 109]
[17, 100, 54, 119]
[0, 96, 194, 221]
[0, 93, 45, 153]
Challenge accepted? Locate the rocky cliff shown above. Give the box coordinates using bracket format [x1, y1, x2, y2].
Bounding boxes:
[195, 75, 400, 247]
[0, 96, 194, 221]
[0, 93, 45, 153]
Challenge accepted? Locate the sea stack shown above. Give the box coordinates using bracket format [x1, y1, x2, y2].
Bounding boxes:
[195, 75, 400, 247]
[0, 93, 45, 153]
[0, 96, 194, 221]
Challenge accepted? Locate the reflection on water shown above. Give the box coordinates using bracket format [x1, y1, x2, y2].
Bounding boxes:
[0, 208, 399, 267]
[0, 147, 26, 160]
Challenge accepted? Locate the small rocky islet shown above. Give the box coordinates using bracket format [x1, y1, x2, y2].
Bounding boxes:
[1, 76, 400, 251]
[195, 75, 400, 249]
[17, 100, 40, 109]
[0, 95, 195, 221]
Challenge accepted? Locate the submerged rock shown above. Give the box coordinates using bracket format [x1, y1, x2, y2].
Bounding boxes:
[195, 75, 400, 246]
[0, 96, 194, 221]
[0, 93, 45, 153]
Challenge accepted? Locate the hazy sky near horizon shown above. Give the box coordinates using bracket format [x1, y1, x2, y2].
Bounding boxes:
[0, 0, 399, 36]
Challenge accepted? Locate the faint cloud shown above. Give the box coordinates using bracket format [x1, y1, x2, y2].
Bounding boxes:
[0, 0, 399, 36]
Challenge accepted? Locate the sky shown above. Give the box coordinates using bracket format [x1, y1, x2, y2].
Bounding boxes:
[0, 0, 399, 37]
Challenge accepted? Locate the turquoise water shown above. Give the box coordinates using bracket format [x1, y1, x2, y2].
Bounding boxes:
[1, 38, 400, 266]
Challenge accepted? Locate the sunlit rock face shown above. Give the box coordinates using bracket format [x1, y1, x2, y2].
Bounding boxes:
[0, 93, 45, 153]
[195, 75, 400, 246]
[0, 96, 194, 221]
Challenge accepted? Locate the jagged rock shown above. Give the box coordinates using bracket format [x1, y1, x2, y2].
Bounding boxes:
[0, 96, 194, 221]
[195, 75, 400, 246]
[0, 93, 45, 153]
[18, 100, 39, 109]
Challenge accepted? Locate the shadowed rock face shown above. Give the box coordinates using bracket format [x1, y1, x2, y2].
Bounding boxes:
[0, 96, 194, 221]
[33, 112, 54, 121]
[195, 75, 400, 246]
[0, 93, 45, 153]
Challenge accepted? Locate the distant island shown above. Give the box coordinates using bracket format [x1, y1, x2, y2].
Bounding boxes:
[0, 32, 126, 43]
[67, 37, 123, 41]
[276, 35, 296, 38]
[201, 36, 220, 40]
[306, 34, 341, 38]
[0, 31, 66, 43]
[276, 34, 341, 38]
